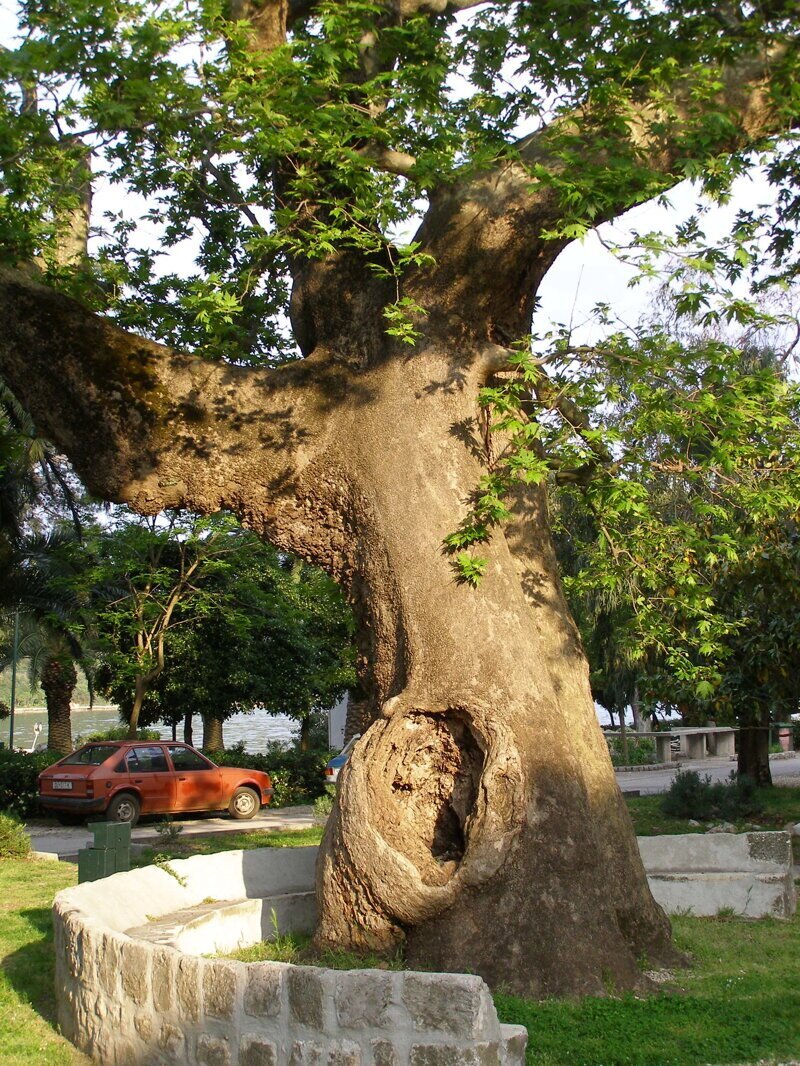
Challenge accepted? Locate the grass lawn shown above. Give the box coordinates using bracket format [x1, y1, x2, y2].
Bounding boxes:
[2, 820, 799, 1066]
[130, 824, 324, 867]
[497, 913, 800, 1066]
[625, 787, 800, 837]
[0, 858, 87, 1066]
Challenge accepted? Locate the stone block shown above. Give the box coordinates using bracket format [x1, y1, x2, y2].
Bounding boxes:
[198, 1033, 232, 1066]
[499, 1024, 528, 1066]
[158, 1023, 186, 1057]
[204, 960, 239, 1020]
[134, 1012, 153, 1040]
[176, 955, 203, 1022]
[97, 931, 121, 998]
[335, 971, 393, 1030]
[410, 1045, 499, 1066]
[289, 1041, 324, 1065]
[120, 939, 151, 1006]
[288, 966, 328, 1030]
[244, 962, 284, 1018]
[328, 1041, 362, 1065]
[403, 973, 494, 1039]
[371, 1042, 400, 1066]
[151, 947, 175, 1013]
[239, 1036, 279, 1066]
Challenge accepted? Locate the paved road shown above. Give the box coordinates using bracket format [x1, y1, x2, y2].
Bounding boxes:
[616, 754, 800, 795]
[27, 804, 316, 859]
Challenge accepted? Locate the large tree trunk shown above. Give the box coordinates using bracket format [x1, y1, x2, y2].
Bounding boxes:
[737, 704, 772, 787]
[202, 714, 224, 752]
[312, 351, 679, 997]
[41, 655, 76, 755]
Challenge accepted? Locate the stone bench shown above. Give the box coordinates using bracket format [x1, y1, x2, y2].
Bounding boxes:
[126, 892, 317, 956]
[53, 846, 527, 1065]
[638, 831, 796, 917]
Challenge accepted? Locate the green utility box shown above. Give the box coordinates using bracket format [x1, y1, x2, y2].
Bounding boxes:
[77, 821, 132, 883]
[89, 820, 131, 850]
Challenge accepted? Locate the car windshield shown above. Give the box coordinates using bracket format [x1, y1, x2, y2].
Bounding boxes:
[60, 745, 120, 766]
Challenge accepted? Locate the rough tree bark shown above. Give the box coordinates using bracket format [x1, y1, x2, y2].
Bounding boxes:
[202, 714, 225, 752]
[0, 2, 794, 996]
[40, 655, 76, 755]
[737, 705, 773, 788]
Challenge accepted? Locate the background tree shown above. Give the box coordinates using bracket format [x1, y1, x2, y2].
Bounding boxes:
[1, 0, 799, 995]
[84, 510, 251, 738]
[547, 319, 800, 785]
[97, 531, 356, 750]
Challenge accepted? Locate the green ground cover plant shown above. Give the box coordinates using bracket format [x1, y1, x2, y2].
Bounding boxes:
[626, 787, 800, 837]
[130, 825, 324, 867]
[661, 770, 763, 822]
[1, 837, 799, 1065]
[497, 913, 800, 1066]
[606, 736, 657, 768]
[0, 750, 57, 819]
[0, 858, 87, 1065]
[0, 813, 31, 859]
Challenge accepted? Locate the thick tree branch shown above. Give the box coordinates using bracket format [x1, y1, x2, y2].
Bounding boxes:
[0, 267, 335, 530]
[410, 43, 798, 343]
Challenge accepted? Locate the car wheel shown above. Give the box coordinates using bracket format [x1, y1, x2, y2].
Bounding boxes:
[106, 792, 140, 826]
[228, 787, 259, 820]
[56, 812, 83, 826]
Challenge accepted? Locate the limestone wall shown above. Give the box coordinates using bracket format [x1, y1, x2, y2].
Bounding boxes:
[53, 847, 528, 1065]
[638, 830, 796, 917]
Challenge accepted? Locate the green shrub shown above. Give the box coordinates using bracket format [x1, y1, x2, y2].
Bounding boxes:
[0, 812, 31, 859]
[792, 720, 800, 751]
[313, 785, 336, 821]
[606, 735, 657, 767]
[208, 742, 330, 807]
[75, 726, 161, 744]
[661, 769, 764, 822]
[0, 749, 56, 819]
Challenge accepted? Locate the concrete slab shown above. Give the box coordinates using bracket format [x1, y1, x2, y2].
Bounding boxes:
[638, 831, 796, 917]
[26, 804, 316, 858]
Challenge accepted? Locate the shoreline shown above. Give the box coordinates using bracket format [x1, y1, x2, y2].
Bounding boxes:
[6, 705, 119, 714]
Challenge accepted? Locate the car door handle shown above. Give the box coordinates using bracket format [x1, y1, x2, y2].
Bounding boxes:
[133, 778, 143, 783]
[178, 776, 187, 781]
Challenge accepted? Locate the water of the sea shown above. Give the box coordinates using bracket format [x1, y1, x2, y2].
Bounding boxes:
[3, 707, 299, 753]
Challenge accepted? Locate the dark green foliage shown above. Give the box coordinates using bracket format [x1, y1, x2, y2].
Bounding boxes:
[0, 811, 30, 858]
[75, 725, 160, 743]
[606, 735, 656, 767]
[209, 741, 329, 807]
[0, 748, 54, 818]
[661, 769, 764, 822]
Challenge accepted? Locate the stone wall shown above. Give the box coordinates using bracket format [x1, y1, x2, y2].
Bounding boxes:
[638, 831, 796, 917]
[53, 847, 528, 1065]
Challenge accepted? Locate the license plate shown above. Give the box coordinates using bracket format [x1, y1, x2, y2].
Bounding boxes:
[52, 780, 73, 790]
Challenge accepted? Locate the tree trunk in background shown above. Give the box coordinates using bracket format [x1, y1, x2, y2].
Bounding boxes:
[183, 712, 193, 747]
[738, 704, 772, 786]
[299, 715, 311, 753]
[631, 686, 644, 732]
[41, 655, 76, 755]
[202, 714, 224, 752]
[343, 693, 371, 746]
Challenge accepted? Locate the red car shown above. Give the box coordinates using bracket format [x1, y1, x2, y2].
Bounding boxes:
[38, 741, 273, 826]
